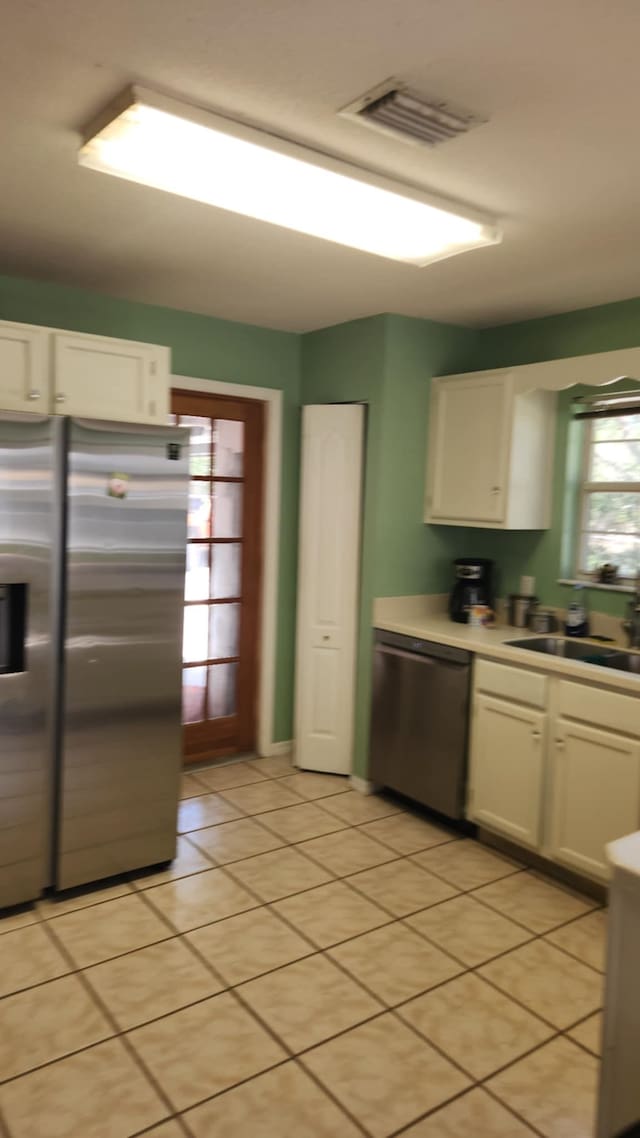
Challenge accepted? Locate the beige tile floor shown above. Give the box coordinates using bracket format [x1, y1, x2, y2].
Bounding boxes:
[0, 756, 606, 1138]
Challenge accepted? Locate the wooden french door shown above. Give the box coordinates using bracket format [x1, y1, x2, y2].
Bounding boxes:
[171, 389, 264, 763]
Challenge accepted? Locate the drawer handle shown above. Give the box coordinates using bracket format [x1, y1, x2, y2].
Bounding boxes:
[55, 393, 66, 404]
[27, 389, 41, 400]
[531, 730, 541, 740]
[556, 738, 565, 749]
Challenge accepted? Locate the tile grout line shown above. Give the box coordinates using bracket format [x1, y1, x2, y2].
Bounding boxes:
[0, 895, 601, 1086]
[38, 918, 190, 1132]
[466, 884, 602, 939]
[386, 1079, 546, 1138]
[0, 763, 606, 1137]
[206, 852, 498, 1124]
[480, 1084, 548, 1138]
[133, 880, 372, 1137]
[0, 825, 604, 1010]
[217, 821, 605, 1117]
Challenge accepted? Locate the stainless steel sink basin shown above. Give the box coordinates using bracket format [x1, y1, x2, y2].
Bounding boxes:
[600, 652, 640, 674]
[505, 637, 640, 673]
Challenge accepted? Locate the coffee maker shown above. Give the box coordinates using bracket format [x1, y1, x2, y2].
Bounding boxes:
[449, 558, 494, 624]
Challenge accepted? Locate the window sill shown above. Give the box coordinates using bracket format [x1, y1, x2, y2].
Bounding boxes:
[558, 578, 636, 594]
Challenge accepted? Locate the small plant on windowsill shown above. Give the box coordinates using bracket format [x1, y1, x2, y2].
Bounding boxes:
[597, 563, 620, 585]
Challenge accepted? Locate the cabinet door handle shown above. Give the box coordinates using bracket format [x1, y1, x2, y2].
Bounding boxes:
[556, 738, 565, 749]
[55, 393, 66, 404]
[27, 389, 41, 400]
[490, 486, 501, 494]
[531, 730, 541, 740]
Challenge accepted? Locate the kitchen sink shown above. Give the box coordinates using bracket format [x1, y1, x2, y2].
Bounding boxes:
[505, 636, 640, 673]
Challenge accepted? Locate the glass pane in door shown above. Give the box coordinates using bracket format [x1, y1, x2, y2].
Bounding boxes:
[209, 603, 240, 659]
[185, 544, 209, 601]
[213, 420, 244, 476]
[188, 482, 211, 539]
[183, 666, 206, 723]
[210, 543, 242, 599]
[182, 416, 212, 476]
[212, 482, 242, 538]
[207, 663, 237, 718]
[183, 605, 208, 663]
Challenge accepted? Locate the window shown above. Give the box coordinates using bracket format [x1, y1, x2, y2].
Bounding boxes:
[577, 411, 640, 580]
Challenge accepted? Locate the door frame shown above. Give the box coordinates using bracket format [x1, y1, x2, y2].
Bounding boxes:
[172, 373, 284, 757]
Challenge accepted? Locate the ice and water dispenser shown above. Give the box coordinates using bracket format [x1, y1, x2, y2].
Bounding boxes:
[0, 583, 26, 674]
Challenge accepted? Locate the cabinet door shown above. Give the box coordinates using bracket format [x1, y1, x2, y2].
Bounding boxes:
[427, 374, 511, 524]
[548, 720, 640, 881]
[468, 694, 545, 849]
[53, 333, 169, 424]
[0, 321, 49, 413]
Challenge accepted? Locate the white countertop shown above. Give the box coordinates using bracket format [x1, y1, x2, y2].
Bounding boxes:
[373, 597, 640, 696]
[607, 832, 640, 879]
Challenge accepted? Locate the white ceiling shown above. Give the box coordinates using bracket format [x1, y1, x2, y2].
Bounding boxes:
[1, 0, 640, 332]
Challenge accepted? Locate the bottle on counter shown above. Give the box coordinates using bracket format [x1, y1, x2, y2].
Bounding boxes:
[565, 584, 590, 638]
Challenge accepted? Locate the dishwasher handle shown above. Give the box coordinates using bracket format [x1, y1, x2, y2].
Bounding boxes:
[375, 642, 470, 670]
[374, 628, 471, 667]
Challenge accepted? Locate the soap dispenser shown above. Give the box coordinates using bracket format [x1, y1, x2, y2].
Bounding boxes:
[565, 584, 590, 638]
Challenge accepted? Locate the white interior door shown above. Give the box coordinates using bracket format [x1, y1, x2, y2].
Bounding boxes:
[295, 404, 364, 774]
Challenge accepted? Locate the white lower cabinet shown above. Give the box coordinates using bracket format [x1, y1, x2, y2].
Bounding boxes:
[469, 694, 545, 850]
[467, 663, 640, 882]
[548, 720, 640, 881]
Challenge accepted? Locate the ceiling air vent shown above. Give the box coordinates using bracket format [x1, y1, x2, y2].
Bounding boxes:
[339, 79, 486, 148]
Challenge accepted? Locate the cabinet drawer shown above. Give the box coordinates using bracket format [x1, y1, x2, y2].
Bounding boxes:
[558, 680, 639, 737]
[475, 658, 547, 708]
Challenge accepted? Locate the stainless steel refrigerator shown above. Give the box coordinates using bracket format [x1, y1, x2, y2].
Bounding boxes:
[0, 414, 189, 907]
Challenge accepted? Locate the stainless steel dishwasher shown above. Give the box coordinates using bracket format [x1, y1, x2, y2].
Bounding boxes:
[369, 629, 471, 819]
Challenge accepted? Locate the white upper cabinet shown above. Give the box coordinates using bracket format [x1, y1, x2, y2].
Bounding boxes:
[53, 333, 169, 424]
[425, 370, 557, 529]
[0, 321, 49, 413]
[0, 320, 170, 425]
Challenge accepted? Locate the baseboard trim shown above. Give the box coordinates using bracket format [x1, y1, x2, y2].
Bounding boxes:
[350, 774, 380, 796]
[259, 740, 293, 758]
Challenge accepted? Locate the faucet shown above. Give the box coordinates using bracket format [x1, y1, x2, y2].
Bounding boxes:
[622, 577, 640, 649]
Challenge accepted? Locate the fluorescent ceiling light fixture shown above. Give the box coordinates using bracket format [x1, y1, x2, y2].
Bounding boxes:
[79, 86, 502, 267]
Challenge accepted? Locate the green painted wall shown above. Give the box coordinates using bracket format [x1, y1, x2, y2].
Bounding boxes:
[0, 273, 302, 743]
[473, 301, 640, 619]
[301, 316, 386, 778]
[2, 270, 639, 769]
[301, 313, 488, 776]
[302, 302, 640, 776]
[380, 315, 496, 596]
[475, 296, 640, 369]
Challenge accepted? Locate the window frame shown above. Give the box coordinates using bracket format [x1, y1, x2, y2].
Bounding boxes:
[575, 415, 640, 582]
